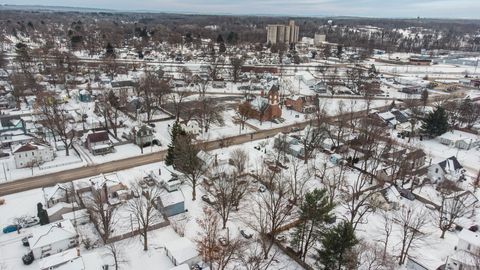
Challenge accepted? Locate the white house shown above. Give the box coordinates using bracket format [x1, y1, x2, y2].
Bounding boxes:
[428, 156, 464, 183]
[446, 229, 480, 270]
[38, 249, 106, 270]
[295, 71, 317, 86]
[28, 219, 78, 259]
[13, 142, 54, 168]
[164, 237, 201, 267]
[438, 130, 479, 150]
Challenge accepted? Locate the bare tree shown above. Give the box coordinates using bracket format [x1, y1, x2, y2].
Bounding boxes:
[287, 158, 312, 205]
[342, 173, 379, 231]
[437, 191, 474, 239]
[85, 191, 117, 243]
[208, 169, 249, 229]
[378, 211, 394, 263]
[127, 182, 162, 251]
[196, 207, 246, 270]
[248, 176, 293, 259]
[397, 206, 428, 265]
[192, 98, 225, 134]
[106, 242, 128, 270]
[230, 148, 249, 174]
[240, 243, 282, 270]
[36, 92, 77, 156]
[356, 240, 396, 270]
[173, 135, 207, 201]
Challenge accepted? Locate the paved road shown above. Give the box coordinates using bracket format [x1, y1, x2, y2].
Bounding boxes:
[0, 92, 460, 196]
[0, 119, 314, 196]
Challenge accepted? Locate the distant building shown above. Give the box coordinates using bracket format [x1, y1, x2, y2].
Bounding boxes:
[409, 57, 432, 66]
[314, 33, 326, 45]
[267, 20, 299, 45]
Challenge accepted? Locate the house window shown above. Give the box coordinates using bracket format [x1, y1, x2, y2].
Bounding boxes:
[435, 168, 439, 174]
[32, 152, 34, 156]
[468, 244, 471, 250]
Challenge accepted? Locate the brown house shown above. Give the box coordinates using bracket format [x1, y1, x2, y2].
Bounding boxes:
[284, 95, 318, 113]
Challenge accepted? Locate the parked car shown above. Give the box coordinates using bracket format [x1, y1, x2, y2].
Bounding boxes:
[268, 165, 281, 173]
[143, 176, 156, 186]
[22, 236, 30, 246]
[22, 251, 34, 265]
[240, 229, 253, 239]
[218, 237, 228, 246]
[276, 235, 287, 242]
[398, 188, 415, 201]
[3, 224, 19, 234]
[201, 195, 216, 205]
[21, 217, 39, 228]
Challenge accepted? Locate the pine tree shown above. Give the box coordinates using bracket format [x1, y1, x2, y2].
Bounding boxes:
[37, 202, 50, 225]
[421, 106, 449, 137]
[165, 121, 185, 166]
[290, 189, 334, 261]
[315, 221, 358, 270]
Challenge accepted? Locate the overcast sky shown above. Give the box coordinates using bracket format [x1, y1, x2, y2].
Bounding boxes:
[3, 0, 480, 19]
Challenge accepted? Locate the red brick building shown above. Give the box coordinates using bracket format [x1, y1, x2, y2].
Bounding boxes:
[239, 85, 282, 122]
[284, 95, 318, 113]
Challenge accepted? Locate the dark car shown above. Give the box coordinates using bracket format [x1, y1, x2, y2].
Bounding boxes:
[201, 195, 216, 205]
[3, 224, 19, 234]
[240, 229, 253, 239]
[22, 251, 34, 265]
[398, 188, 415, 201]
[22, 237, 30, 247]
[218, 237, 228, 246]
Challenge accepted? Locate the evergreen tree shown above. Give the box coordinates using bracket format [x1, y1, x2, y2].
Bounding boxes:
[105, 42, 115, 58]
[421, 89, 429, 107]
[315, 221, 358, 270]
[226, 31, 238, 45]
[165, 121, 185, 166]
[290, 189, 334, 261]
[219, 42, 226, 53]
[421, 106, 449, 137]
[216, 34, 224, 44]
[37, 202, 50, 225]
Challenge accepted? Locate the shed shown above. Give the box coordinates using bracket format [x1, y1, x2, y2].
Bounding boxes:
[164, 237, 201, 267]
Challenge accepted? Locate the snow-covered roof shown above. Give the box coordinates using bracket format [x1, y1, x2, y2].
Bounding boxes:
[73, 173, 124, 194]
[458, 229, 480, 248]
[43, 183, 73, 202]
[439, 130, 479, 143]
[197, 150, 214, 166]
[12, 142, 50, 153]
[250, 96, 269, 111]
[28, 220, 77, 250]
[164, 237, 199, 265]
[377, 111, 396, 121]
[160, 189, 185, 207]
[39, 248, 105, 270]
[438, 156, 463, 173]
